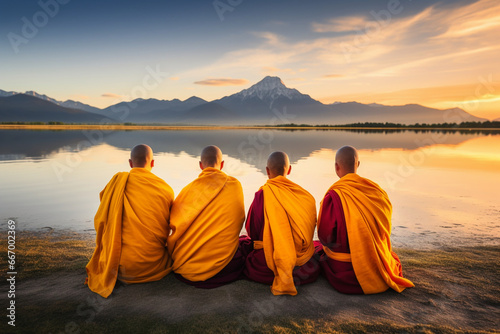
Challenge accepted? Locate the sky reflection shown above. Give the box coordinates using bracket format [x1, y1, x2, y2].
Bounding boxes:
[0, 129, 498, 249]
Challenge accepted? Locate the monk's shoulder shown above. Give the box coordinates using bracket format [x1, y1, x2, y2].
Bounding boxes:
[151, 174, 175, 198]
[225, 175, 244, 191]
[293, 181, 315, 200]
[106, 171, 129, 185]
[226, 175, 242, 186]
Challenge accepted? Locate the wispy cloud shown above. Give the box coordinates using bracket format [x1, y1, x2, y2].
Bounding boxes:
[435, 0, 500, 39]
[194, 78, 249, 86]
[312, 16, 368, 33]
[101, 93, 122, 98]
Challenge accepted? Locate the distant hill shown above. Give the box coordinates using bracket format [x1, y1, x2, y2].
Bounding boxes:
[0, 94, 103, 123]
[100, 96, 207, 122]
[0, 78, 488, 124]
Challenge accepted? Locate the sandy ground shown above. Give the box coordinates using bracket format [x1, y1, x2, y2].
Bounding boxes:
[1, 229, 498, 333]
[6, 260, 499, 333]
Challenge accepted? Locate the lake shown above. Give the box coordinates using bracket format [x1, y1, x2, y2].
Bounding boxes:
[0, 128, 499, 249]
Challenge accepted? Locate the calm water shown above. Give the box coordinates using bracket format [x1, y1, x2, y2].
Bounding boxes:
[0, 129, 499, 249]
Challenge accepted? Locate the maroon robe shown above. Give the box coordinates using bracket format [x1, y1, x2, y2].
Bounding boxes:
[317, 190, 363, 294]
[175, 245, 246, 289]
[239, 189, 320, 286]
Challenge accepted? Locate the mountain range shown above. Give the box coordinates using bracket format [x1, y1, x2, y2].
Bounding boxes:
[0, 76, 489, 124]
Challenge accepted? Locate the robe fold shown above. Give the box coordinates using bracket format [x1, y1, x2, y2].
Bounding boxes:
[86, 168, 174, 298]
[168, 167, 245, 286]
[318, 173, 414, 294]
[241, 176, 319, 296]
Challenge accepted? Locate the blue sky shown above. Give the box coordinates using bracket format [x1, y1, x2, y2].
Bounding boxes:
[1, 0, 499, 119]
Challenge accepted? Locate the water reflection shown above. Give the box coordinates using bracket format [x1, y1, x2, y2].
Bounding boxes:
[0, 129, 498, 249]
[0, 129, 495, 168]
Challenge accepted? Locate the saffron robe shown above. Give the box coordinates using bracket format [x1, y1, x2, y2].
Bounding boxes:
[318, 173, 414, 294]
[241, 176, 320, 296]
[168, 167, 245, 287]
[86, 168, 174, 298]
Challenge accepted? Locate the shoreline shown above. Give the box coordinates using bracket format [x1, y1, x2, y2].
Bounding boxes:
[1, 229, 499, 333]
[1, 124, 499, 131]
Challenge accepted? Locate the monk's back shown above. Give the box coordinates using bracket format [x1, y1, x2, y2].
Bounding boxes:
[119, 168, 174, 282]
[169, 168, 245, 281]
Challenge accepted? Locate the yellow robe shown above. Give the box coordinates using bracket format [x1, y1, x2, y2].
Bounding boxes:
[261, 176, 316, 296]
[329, 173, 414, 294]
[86, 168, 174, 298]
[168, 167, 244, 281]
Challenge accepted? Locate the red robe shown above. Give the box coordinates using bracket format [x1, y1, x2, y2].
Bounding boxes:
[174, 247, 245, 288]
[317, 190, 364, 294]
[240, 189, 320, 286]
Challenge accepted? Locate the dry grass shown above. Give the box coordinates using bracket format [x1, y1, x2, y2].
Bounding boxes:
[0, 230, 94, 279]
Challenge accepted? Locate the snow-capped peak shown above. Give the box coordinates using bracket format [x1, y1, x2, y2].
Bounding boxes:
[236, 76, 304, 101]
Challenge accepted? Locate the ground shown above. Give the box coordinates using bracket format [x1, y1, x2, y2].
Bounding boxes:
[0, 230, 499, 333]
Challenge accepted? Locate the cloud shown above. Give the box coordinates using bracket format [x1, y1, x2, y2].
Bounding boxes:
[312, 16, 368, 33]
[194, 78, 249, 86]
[434, 0, 500, 39]
[170, 76, 180, 81]
[101, 93, 122, 98]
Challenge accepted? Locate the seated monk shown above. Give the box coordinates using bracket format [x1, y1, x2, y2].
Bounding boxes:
[167, 145, 246, 288]
[316, 145, 414, 294]
[240, 152, 320, 296]
[86, 144, 174, 298]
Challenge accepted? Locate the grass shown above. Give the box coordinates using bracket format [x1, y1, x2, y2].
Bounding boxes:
[0, 230, 94, 279]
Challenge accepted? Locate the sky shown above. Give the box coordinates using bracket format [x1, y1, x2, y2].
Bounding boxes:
[1, 0, 499, 120]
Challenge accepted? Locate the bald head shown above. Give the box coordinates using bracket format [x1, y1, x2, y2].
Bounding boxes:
[266, 151, 291, 179]
[200, 145, 224, 170]
[335, 145, 359, 178]
[129, 144, 154, 170]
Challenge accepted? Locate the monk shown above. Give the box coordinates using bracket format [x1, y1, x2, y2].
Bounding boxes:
[86, 144, 174, 298]
[316, 145, 414, 294]
[240, 151, 320, 296]
[167, 145, 246, 288]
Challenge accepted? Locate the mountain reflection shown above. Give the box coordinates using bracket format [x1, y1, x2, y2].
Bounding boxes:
[0, 129, 496, 171]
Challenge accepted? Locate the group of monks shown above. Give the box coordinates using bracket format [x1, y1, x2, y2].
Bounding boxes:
[85, 144, 414, 298]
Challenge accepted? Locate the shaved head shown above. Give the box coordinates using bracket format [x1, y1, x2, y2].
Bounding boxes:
[130, 144, 154, 169]
[266, 151, 291, 178]
[335, 145, 359, 178]
[200, 145, 223, 169]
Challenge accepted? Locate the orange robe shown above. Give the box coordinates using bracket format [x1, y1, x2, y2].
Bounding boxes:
[168, 167, 245, 284]
[244, 176, 318, 296]
[318, 173, 414, 294]
[86, 168, 174, 298]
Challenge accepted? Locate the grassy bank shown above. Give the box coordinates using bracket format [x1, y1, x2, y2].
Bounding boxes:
[1, 230, 499, 333]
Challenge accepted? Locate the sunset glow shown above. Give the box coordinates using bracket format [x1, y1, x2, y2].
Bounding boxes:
[1, 0, 498, 119]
